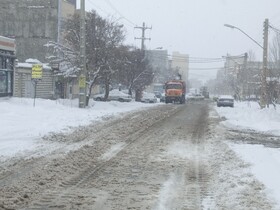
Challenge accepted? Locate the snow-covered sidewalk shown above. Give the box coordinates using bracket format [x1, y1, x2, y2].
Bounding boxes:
[1, 97, 280, 207]
[215, 101, 280, 208]
[0, 97, 159, 160]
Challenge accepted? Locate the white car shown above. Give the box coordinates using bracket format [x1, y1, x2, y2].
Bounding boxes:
[141, 92, 157, 103]
[93, 89, 132, 102]
[186, 93, 204, 101]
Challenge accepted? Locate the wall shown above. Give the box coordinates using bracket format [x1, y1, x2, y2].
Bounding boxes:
[0, 0, 59, 62]
[145, 50, 169, 83]
[171, 52, 189, 82]
[14, 66, 54, 99]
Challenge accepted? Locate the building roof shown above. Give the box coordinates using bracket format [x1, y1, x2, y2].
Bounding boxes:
[16, 58, 51, 70]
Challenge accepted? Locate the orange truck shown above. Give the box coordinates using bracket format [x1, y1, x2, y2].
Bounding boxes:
[165, 80, 186, 104]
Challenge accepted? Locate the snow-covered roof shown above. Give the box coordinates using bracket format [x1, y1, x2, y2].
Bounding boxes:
[16, 58, 51, 70]
[25, 58, 41, 64]
[218, 95, 234, 99]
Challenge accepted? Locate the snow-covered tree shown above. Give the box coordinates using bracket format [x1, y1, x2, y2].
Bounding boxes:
[46, 10, 154, 103]
[64, 11, 126, 104]
[46, 10, 125, 104]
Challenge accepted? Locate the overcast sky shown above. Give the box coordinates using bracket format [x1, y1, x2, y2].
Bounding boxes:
[78, 0, 280, 82]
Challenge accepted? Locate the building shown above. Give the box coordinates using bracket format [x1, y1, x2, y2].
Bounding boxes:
[145, 49, 169, 84]
[171, 52, 189, 82]
[14, 59, 54, 99]
[0, 0, 76, 62]
[0, 36, 16, 97]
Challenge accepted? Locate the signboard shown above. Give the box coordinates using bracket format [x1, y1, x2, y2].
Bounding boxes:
[79, 75, 86, 88]
[0, 36, 15, 52]
[32, 64, 43, 79]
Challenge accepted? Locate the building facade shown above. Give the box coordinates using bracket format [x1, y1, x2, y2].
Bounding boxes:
[0, 0, 76, 62]
[0, 36, 16, 97]
[145, 49, 169, 83]
[171, 51, 189, 82]
[14, 59, 54, 99]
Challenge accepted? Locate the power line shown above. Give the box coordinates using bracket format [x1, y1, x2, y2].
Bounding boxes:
[189, 67, 224, 71]
[134, 22, 152, 50]
[147, 53, 226, 63]
[86, 0, 136, 28]
[104, 0, 136, 27]
[269, 23, 280, 34]
[87, 0, 112, 16]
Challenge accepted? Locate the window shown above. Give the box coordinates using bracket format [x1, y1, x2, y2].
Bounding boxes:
[0, 71, 7, 93]
[166, 83, 182, 89]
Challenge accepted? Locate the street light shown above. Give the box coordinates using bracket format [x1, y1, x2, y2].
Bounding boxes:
[224, 21, 269, 108]
[224, 24, 263, 49]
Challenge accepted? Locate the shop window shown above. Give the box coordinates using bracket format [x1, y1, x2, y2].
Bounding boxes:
[0, 71, 7, 93]
[7, 72, 12, 93]
[6, 58, 13, 70]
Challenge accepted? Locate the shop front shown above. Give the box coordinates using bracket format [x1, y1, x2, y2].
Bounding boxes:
[0, 36, 16, 97]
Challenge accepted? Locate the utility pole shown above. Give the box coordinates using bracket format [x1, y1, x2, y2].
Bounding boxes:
[135, 22, 152, 51]
[243, 52, 248, 99]
[79, 0, 86, 108]
[260, 18, 269, 108]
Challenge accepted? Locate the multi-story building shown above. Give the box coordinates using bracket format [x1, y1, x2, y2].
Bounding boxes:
[171, 51, 189, 82]
[0, 0, 76, 62]
[145, 49, 169, 84]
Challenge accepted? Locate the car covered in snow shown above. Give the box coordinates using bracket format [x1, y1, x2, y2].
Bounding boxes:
[141, 92, 157, 103]
[217, 95, 234, 107]
[186, 93, 204, 101]
[93, 89, 132, 102]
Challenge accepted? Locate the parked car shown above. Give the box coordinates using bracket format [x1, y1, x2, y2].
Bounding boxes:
[154, 91, 165, 102]
[186, 93, 204, 101]
[93, 89, 132, 102]
[141, 92, 157, 103]
[217, 95, 234, 107]
[160, 94, 165, 102]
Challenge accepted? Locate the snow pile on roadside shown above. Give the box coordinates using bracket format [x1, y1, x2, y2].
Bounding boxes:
[229, 143, 280, 208]
[0, 97, 159, 160]
[215, 101, 280, 135]
[214, 101, 280, 208]
[207, 137, 275, 209]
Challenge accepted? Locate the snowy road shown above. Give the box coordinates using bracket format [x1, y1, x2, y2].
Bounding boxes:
[0, 101, 276, 209]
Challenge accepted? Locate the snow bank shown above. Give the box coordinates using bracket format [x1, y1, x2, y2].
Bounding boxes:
[0, 97, 159, 160]
[215, 101, 280, 136]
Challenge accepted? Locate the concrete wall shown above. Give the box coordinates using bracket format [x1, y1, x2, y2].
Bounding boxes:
[61, 1, 76, 19]
[146, 50, 169, 83]
[0, 0, 59, 62]
[14, 67, 54, 99]
[171, 52, 189, 82]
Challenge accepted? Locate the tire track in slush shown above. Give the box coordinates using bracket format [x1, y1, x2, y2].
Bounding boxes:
[23, 105, 184, 210]
[154, 103, 212, 210]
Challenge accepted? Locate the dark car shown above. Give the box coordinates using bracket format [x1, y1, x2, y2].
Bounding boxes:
[217, 95, 234, 107]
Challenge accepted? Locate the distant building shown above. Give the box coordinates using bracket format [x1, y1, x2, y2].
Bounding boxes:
[171, 52, 189, 82]
[145, 49, 169, 83]
[0, 0, 76, 62]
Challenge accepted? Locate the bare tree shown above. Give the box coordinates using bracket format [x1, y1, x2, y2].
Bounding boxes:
[116, 47, 153, 100]
[65, 11, 126, 104]
[269, 34, 280, 104]
[46, 11, 126, 104]
[46, 10, 153, 103]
